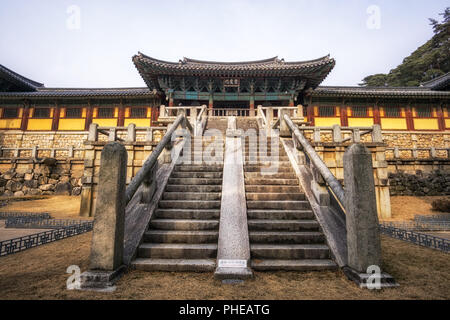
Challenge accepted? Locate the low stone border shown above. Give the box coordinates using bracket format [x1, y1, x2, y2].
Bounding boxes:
[379, 223, 449, 252]
[0, 221, 93, 257]
[0, 212, 52, 220]
[5, 217, 91, 229]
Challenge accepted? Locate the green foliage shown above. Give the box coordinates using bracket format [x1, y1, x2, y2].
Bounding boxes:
[361, 8, 449, 87]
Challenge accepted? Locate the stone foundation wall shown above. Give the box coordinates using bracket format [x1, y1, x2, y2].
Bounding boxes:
[0, 131, 88, 149]
[0, 160, 84, 197]
[389, 170, 450, 196]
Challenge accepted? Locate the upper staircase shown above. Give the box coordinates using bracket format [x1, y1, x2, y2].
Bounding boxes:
[238, 120, 338, 271]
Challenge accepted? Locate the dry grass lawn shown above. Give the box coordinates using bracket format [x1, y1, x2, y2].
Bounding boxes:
[0, 195, 448, 300]
[0, 232, 448, 300]
[386, 196, 448, 222]
[0, 195, 87, 220]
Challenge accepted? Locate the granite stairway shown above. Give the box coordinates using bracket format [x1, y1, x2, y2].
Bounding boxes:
[132, 136, 224, 272]
[240, 122, 338, 271]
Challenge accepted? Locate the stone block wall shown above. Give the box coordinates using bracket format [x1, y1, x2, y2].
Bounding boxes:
[0, 159, 84, 197]
[389, 170, 450, 196]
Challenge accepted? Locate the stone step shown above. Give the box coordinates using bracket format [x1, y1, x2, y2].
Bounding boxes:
[168, 178, 223, 185]
[245, 185, 300, 193]
[245, 172, 297, 180]
[245, 178, 298, 186]
[144, 230, 219, 243]
[243, 161, 293, 167]
[159, 200, 221, 209]
[165, 185, 222, 193]
[248, 219, 320, 231]
[171, 172, 223, 179]
[251, 259, 338, 271]
[175, 165, 223, 172]
[247, 200, 310, 210]
[244, 166, 293, 173]
[138, 243, 217, 259]
[251, 244, 330, 260]
[163, 192, 222, 201]
[247, 210, 315, 220]
[150, 219, 219, 231]
[249, 231, 325, 244]
[132, 258, 216, 272]
[245, 193, 305, 201]
[155, 209, 220, 219]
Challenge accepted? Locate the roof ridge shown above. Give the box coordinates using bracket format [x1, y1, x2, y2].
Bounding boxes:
[0, 64, 44, 91]
[183, 56, 279, 65]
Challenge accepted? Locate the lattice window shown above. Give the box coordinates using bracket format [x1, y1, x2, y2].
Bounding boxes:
[65, 108, 82, 118]
[3, 108, 18, 118]
[384, 107, 400, 118]
[130, 108, 147, 118]
[98, 108, 114, 118]
[416, 106, 432, 118]
[318, 106, 335, 117]
[33, 108, 50, 118]
[352, 106, 368, 117]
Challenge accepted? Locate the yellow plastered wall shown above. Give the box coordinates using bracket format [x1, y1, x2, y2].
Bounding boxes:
[445, 119, 450, 128]
[314, 117, 341, 127]
[27, 119, 53, 131]
[380, 118, 407, 130]
[92, 118, 118, 127]
[0, 119, 22, 129]
[58, 119, 86, 131]
[124, 119, 151, 127]
[413, 119, 439, 130]
[348, 118, 374, 127]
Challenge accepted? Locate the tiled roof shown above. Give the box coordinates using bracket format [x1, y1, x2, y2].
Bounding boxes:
[0, 64, 44, 92]
[132, 53, 336, 90]
[313, 86, 450, 98]
[0, 87, 157, 98]
[421, 73, 450, 91]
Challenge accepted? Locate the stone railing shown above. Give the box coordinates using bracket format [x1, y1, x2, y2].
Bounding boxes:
[159, 105, 207, 136]
[210, 108, 250, 117]
[386, 147, 450, 160]
[87, 123, 167, 144]
[0, 146, 84, 159]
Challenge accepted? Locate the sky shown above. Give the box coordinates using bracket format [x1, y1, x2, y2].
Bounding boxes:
[0, 0, 447, 88]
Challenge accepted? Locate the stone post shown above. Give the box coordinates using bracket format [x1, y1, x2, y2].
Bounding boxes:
[342, 143, 398, 288]
[126, 124, 136, 143]
[88, 123, 98, 142]
[279, 108, 290, 137]
[297, 105, 304, 118]
[80, 142, 127, 290]
[344, 144, 381, 273]
[266, 107, 273, 136]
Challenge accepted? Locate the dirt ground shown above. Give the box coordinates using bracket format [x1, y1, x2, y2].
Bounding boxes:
[0, 196, 450, 300]
[0, 195, 87, 220]
[0, 195, 449, 300]
[0, 232, 448, 300]
[386, 196, 448, 221]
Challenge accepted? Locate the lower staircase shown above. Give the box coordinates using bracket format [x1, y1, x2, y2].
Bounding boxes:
[132, 137, 224, 271]
[240, 123, 338, 271]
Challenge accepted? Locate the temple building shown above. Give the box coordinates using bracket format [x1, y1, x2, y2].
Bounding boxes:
[0, 53, 449, 132]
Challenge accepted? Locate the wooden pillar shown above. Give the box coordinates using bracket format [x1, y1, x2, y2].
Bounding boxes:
[85, 100, 93, 131]
[406, 103, 414, 131]
[21, 100, 30, 131]
[249, 94, 255, 117]
[341, 99, 348, 127]
[307, 96, 314, 126]
[208, 93, 214, 116]
[373, 100, 381, 125]
[52, 101, 60, 131]
[168, 92, 174, 107]
[118, 100, 125, 127]
[437, 103, 445, 131]
[289, 95, 295, 107]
